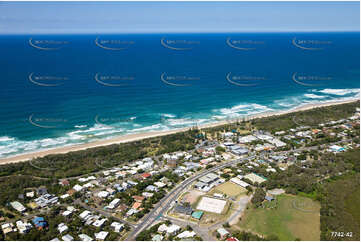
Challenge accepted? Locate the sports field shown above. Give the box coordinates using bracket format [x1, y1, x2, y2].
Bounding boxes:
[238, 194, 320, 241]
[196, 196, 227, 214]
[212, 181, 247, 197]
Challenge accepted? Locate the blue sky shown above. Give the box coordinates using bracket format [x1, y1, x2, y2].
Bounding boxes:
[0, 1, 359, 34]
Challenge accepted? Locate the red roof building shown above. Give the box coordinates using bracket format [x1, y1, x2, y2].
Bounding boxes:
[132, 195, 145, 203]
[140, 173, 151, 179]
[226, 237, 239, 241]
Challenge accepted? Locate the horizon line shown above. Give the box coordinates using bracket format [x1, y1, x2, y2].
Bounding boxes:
[1, 30, 360, 36]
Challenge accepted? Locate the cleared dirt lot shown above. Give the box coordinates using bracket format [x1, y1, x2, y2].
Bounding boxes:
[182, 189, 205, 205]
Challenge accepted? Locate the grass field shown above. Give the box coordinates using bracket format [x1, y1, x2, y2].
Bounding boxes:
[211, 181, 248, 197]
[237, 194, 320, 241]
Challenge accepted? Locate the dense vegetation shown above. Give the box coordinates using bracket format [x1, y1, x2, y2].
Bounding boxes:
[252, 101, 359, 132]
[231, 230, 266, 240]
[264, 149, 360, 195]
[319, 174, 360, 241]
[251, 188, 266, 207]
[0, 175, 59, 207]
[261, 148, 360, 241]
[0, 129, 199, 179]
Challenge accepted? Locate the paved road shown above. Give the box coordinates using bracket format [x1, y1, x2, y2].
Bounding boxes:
[125, 139, 352, 240]
[165, 216, 215, 241]
[227, 195, 252, 226]
[125, 155, 254, 240]
[206, 195, 252, 232]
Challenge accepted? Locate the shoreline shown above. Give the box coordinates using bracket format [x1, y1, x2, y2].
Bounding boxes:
[0, 98, 359, 165]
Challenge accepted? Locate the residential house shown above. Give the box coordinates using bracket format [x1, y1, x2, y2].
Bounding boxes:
[10, 201, 26, 213]
[16, 220, 32, 234]
[94, 231, 108, 240]
[32, 217, 47, 230]
[79, 234, 93, 241]
[177, 231, 196, 239]
[62, 234, 74, 241]
[110, 222, 124, 232]
[57, 223, 68, 233]
[132, 196, 145, 203]
[217, 228, 230, 239]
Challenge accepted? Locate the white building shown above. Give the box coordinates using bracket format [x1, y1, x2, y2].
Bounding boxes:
[97, 191, 109, 198]
[73, 184, 83, 192]
[158, 224, 181, 234]
[58, 223, 68, 233]
[79, 234, 93, 241]
[107, 199, 120, 210]
[92, 218, 107, 228]
[177, 231, 196, 239]
[16, 220, 32, 234]
[230, 177, 249, 188]
[268, 138, 286, 147]
[154, 182, 166, 188]
[217, 228, 229, 238]
[94, 231, 108, 240]
[62, 234, 74, 241]
[10, 201, 26, 213]
[110, 222, 124, 232]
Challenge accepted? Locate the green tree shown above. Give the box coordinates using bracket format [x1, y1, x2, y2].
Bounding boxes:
[251, 188, 266, 207]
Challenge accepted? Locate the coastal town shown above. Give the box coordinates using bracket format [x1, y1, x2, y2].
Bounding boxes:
[0, 103, 360, 241]
[0, 1, 359, 241]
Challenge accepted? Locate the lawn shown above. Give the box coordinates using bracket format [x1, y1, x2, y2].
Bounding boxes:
[212, 181, 247, 197]
[237, 194, 320, 241]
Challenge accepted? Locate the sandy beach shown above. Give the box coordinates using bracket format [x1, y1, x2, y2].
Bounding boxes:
[0, 98, 358, 165]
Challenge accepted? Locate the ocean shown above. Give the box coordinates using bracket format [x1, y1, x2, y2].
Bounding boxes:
[0, 32, 359, 158]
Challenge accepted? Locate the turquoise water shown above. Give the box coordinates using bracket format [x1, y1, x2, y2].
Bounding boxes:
[0, 32, 359, 158]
